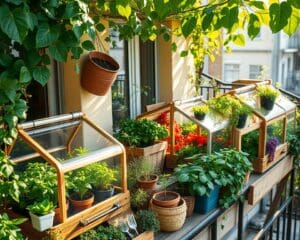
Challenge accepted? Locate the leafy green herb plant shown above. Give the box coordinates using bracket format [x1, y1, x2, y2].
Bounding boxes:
[0, 150, 26, 208]
[130, 188, 149, 211]
[87, 162, 117, 190]
[136, 210, 160, 233]
[115, 118, 168, 147]
[80, 225, 126, 240]
[0, 213, 26, 240]
[68, 168, 92, 200]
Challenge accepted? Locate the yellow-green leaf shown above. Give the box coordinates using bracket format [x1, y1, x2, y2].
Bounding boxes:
[233, 34, 245, 46]
[117, 5, 131, 19]
[283, 8, 300, 36]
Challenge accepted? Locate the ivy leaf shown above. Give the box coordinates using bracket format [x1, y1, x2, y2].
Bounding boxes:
[233, 34, 245, 46]
[0, 74, 17, 103]
[64, 2, 79, 19]
[180, 50, 188, 57]
[0, 5, 21, 42]
[73, 23, 86, 40]
[269, 2, 292, 33]
[96, 23, 105, 32]
[0, 53, 13, 67]
[117, 4, 131, 19]
[19, 66, 32, 83]
[181, 16, 197, 38]
[248, 14, 261, 39]
[82, 40, 95, 51]
[283, 8, 300, 36]
[171, 42, 177, 52]
[49, 41, 68, 62]
[71, 47, 83, 59]
[33, 66, 50, 86]
[36, 23, 59, 48]
[14, 99, 27, 119]
[163, 33, 170, 41]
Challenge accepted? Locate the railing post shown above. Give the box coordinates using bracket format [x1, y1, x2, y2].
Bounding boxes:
[287, 168, 294, 240]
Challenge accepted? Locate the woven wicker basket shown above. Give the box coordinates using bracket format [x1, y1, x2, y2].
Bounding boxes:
[150, 198, 186, 232]
[182, 196, 195, 217]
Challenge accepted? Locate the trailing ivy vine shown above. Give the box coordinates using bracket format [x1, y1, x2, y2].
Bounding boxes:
[0, 0, 299, 147]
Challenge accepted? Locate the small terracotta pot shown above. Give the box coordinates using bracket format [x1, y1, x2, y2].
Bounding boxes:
[152, 191, 180, 208]
[137, 174, 159, 190]
[81, 52, 120, 96]
[69, 192, 94, 213]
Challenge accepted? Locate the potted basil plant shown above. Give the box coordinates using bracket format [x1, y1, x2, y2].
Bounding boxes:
[68, 168, 94, 212]
[27, 199, 56, 232]
[87, 162, 118, 202]
[115, 118, 168, 171]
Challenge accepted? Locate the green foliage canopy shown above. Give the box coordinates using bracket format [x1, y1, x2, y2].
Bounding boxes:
[0, 0, 299, 146]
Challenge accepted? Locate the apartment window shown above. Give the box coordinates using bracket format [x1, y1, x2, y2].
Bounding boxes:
[249, 65, 263, 79]
[224, 64, 239, 82]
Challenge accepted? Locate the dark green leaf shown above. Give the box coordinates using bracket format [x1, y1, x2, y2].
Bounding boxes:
[269, 2, 292, 33]
[248, 14, 261, 39]
[180, 50, 188, 57]
[0, 74, 18, 102]
[96, 23, 105, 32]
[49, 41, 68, 62]
[32, 66, 50, 86]
[64, 2, 79, 19]
[82, 40, 95, 51]
[163, 33, 170, 41]
[181, 16, 197, 38]
[36, 23, 59, 48]
[202, 12, 214, 31]
[0, 53, 13, 67]
[0, 5, 21, 42]
[71, 47, 83, 59]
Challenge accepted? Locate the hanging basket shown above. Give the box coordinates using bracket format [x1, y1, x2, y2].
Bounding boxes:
[81, 51, 120, 96]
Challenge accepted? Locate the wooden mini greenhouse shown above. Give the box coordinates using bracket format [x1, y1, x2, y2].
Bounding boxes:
[7, 112, 130, 239]
[232, 82, 297, 173]
[138, 81, 296, 173]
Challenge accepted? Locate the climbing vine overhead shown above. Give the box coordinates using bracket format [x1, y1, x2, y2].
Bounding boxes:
[0, 0, 299, 146]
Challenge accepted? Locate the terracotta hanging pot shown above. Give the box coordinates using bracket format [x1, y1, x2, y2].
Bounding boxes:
[81, 51, 120, 96]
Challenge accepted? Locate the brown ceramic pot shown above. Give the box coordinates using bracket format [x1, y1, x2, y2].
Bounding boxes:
[152, 191, 181, 208]
[69, 192, 94, 213]
[137, 174, 159, 190]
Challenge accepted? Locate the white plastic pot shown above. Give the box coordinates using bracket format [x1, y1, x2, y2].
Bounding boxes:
[29, 211, 55, 232]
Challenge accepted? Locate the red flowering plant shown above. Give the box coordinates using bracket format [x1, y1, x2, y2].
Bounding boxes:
[155, 112, 207, 156]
